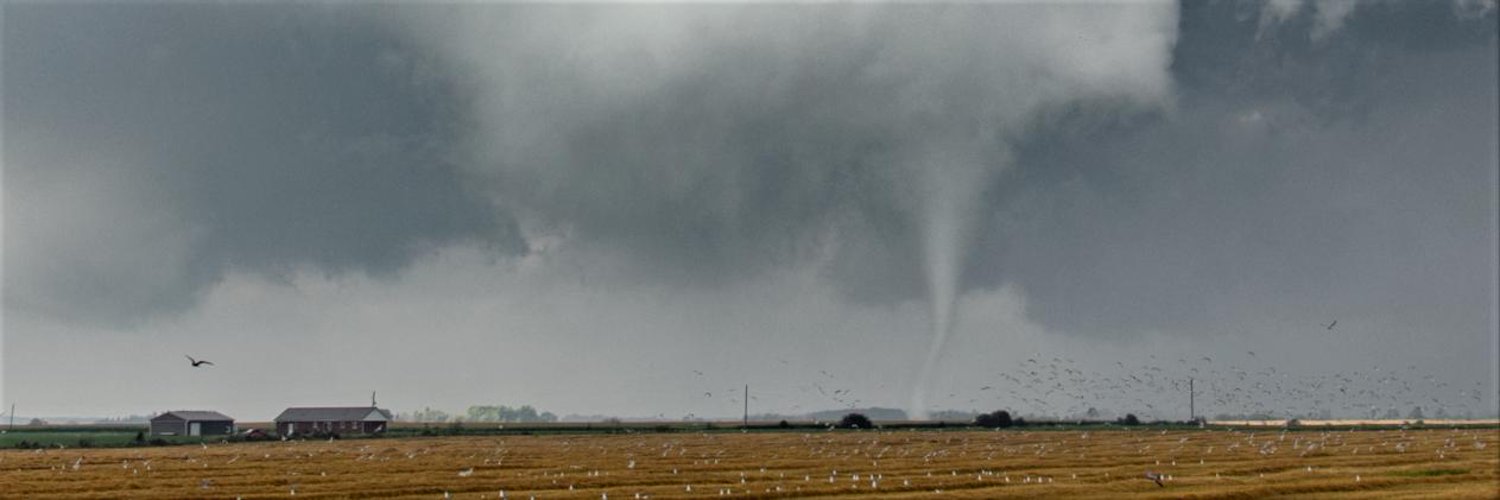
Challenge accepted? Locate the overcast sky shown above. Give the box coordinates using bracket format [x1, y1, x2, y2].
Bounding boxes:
[3, 1, 1496, 422]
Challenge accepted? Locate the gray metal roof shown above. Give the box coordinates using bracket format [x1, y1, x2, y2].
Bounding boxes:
[274, 407, 392, 422]
[154, 411, 233, 422]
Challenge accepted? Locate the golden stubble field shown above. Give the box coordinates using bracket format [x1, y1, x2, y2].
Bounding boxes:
[0, 428, 1495, 499]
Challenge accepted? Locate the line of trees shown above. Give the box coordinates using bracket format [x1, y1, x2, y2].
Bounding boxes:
[837, 413, 874, 429]
[399, 405, 559, 423]
[465, 405, 558, 423]
[971, 409, 1151, 427]
[402, 407, 453, 423]
[974, 410, 1033, 428]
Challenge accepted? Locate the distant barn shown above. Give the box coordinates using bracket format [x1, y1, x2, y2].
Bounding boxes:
[274, 407, 392, 436]
[149, 411, 235, 436]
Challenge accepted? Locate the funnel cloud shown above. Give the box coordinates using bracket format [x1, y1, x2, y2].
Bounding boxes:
[403, 4, 1179, 418]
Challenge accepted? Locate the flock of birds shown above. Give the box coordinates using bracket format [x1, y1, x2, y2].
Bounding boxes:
[680, 320, 1489, 422]
[922, 352, 1486, 422]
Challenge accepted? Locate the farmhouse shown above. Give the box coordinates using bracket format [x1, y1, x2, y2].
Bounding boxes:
[274, 406, 392, 436]
[149, 411, 235, 436]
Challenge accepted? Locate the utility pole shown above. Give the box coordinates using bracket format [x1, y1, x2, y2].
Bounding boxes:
[1189, 378, 1195, 423]
[743, 385, 749, 429]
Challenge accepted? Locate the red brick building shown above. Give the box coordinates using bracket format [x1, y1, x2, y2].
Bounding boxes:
[274, 406, 392, 436]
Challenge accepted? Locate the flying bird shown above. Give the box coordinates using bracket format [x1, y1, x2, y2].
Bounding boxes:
[1144, 471, 1165, 487]
[185, 355, 214, 367]
[1323, 320, 1337, 330]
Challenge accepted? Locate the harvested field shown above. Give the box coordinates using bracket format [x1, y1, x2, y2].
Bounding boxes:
[0, 428, 1495, 499]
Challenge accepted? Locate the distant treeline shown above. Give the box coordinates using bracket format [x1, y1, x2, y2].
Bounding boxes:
[398, 405, 558, 423]
[767, 407, 978, 422]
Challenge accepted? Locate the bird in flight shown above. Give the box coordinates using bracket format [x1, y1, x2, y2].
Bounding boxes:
[1144, 471, 1165, 487]
[185, 355, 214, 367]
[1323, 320, 1337, 330]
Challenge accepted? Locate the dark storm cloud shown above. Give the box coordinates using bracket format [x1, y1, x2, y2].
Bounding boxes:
[4, 1, 1493, 349]
[4, 5, 522, 325]
[402, 3, 1176, 297]
[408, 0, 1493, 346]
[962, 0, 1497, 337]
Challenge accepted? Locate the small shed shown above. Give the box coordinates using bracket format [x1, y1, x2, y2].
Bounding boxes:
[274, 406, 392, 436]
[150, 411, 235, 436]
